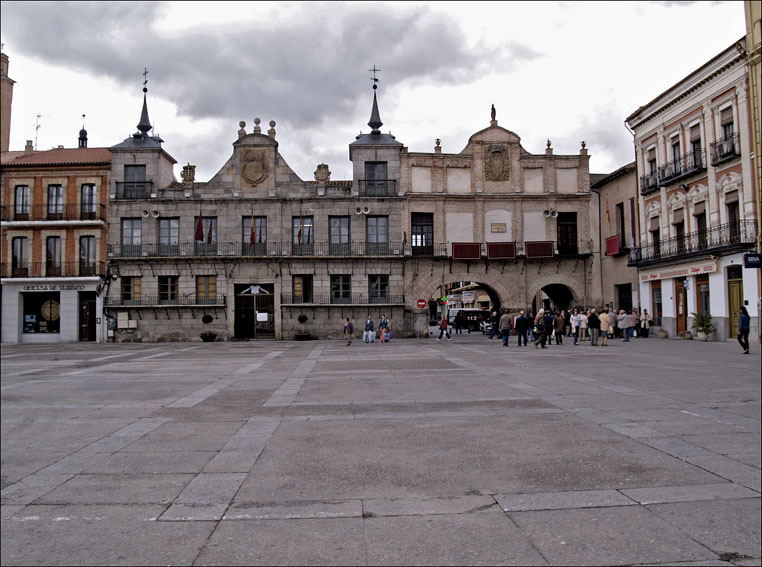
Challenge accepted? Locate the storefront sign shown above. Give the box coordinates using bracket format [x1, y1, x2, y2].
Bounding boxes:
[22, 284, 87, 291]
[639, 262, 716, 282]
[744, 253, 762, 269]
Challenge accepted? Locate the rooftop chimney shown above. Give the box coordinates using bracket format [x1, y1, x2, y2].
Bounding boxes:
[24, 139, 33, 154]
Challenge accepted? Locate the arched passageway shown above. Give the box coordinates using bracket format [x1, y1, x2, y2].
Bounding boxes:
[532, 284, 575, 314]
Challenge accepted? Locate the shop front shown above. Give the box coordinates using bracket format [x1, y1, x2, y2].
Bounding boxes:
[1, 279, 104, 344]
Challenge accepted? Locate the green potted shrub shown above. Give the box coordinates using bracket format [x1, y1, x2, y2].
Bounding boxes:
[691, 311, 715, 341]
[200, 330, 217, 342]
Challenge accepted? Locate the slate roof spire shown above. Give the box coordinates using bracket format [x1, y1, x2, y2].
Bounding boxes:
[137, 67, 152, 136]
[368, 65, 382, 134]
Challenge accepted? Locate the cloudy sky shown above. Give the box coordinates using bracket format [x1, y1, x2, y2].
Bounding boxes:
[0, 1, 747, 182]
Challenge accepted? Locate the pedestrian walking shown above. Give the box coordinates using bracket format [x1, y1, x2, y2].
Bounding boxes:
[489, 311, 500, 339]
[628, 310, 639, 338]
[516, 310, 529, 346]
[599, 308, 611, 346]
[364, 315, 375, 343]
[544, 311, 555, 347]
[738, 306, 750, 354]
[553, 311, 564, 344]
[533, 309, 547, 349]
[437, 315, 452, 341]
[344, 317, 354, 346]
[618, 310, 630, 342]
[579, 310, 589, 341]
[571, 308, 581, 345]
[608, 308, 618, 339]
[588, 308, 600, 346]
[454, 312, 464, 334]
[562, 310, 572, 337]
[378, 315, 390, 344]
[499, 310, 513, 346]
[640, 309, 652, 338]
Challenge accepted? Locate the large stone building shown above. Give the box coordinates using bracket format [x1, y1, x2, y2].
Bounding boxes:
[105, 83, 600, 341]
[626, 37, 759, 340]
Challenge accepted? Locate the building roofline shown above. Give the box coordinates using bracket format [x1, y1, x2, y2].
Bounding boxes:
[590, 162, 636, 189]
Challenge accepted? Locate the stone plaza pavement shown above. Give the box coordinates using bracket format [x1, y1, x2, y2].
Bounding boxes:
[1, 334, 760, 566]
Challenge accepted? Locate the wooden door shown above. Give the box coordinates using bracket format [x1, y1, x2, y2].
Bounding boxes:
[79, 292, 96, 341]
[675, 280, 687, 334]
[728, 280, 743, 338]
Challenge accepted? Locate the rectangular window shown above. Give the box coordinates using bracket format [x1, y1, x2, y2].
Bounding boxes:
[242, 216, 267, 255]
[194, 217, 217, 255]
[651, 227, 661, 258]
[14, 185, 30, 218]
[22, 291, 60, 334]
[364, 162, 389, 196]
[292, 275, 313, 303]
[674, 220, 685, 253]
[12, 237, 29, 276]
[671, 138, 681, 162]
[121, 276, 142, 304]
[79, 236, 96, 276]
[727, 201, 740, 243]
[123, 165, 147, 199]
[369, 275, 389, 303]
[46, 236, 62, 276]
[330, 274, 352, 304]
[647, 148, 657, 173]
[159, 276, 179, 304]
[47, 185, 64, 218]
[721, 107, 734, 138]
[366, 216, 388, 254]
[690, 124, 702, 168]
[615, 202, 626, 250]
[329, 216, 350, 255]
[81, 184, 97, 219]
[411, 212, 434, 255]
[652, 281, 662, 326]
[121, 218, 142, 257]
[696, 274, 710, 315]
[292, 216, 314, 255]
[556, 212, 578, 255]
[158, 218, 179, 256]
[695, 210, 707, 249]
[196, 275, 217, 304]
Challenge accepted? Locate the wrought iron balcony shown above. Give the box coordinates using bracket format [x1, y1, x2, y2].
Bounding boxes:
[1, 261, 106, 278]
[114, 181, 154, 199]
[628, 220, 757, 266]
[108, 241, 405, 259]
[1, 203, 107, 222]
[640, 172, 659, 196]
[658, 149, 706, 185]
[710, 133, 741, 166]
[358, 180, 397, 197]
[104, 294, 227, 307]
[280, 294, 406, 305]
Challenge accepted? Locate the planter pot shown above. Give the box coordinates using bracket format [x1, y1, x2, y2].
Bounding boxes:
[697, 331, 708, 342]
[656, 330, 668, 339]
[680, 331, 693, 340]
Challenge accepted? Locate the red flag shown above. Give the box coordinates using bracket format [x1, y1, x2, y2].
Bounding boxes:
[249, 212, 255, 247]
[297, 205, 302, 244]
[195, 211, 204, 241]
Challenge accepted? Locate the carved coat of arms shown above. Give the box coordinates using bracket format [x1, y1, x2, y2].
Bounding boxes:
[486, 144, 510, 181]
[314, 163, 331, 183]
[241, 148, 269, 186]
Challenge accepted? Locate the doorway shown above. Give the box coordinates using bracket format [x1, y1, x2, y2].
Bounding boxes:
[675, 279, 687, 334]
[234, 283, 275, 339]
[727, 266, 743, 338]
[79, 291, 96, 341]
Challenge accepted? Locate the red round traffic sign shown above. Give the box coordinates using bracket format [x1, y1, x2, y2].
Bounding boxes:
[416, 299, 427, 308]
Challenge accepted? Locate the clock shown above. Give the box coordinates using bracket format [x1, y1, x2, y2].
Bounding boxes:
[41, 300, 60, 321]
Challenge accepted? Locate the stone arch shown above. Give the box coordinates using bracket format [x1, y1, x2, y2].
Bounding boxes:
[528, 275, 584, 311]
[413, 271, 514, 308]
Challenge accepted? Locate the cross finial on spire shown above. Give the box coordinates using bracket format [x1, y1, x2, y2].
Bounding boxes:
[369, 65, 381, 90]
[143, 67, 149, 91]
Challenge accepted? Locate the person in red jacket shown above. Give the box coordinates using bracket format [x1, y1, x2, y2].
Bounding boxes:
[437, 316, 452, 341]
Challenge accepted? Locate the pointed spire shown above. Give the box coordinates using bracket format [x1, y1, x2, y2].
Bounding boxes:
[368, 65, 383, 134]
[137, 68, 152, 135]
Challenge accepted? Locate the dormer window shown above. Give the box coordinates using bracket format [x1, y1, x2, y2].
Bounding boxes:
[363, 162, 391, 196]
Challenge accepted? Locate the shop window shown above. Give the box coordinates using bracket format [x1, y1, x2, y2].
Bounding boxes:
[696, 275, 710, 314]
[652, 282, 662, 326]
[23, 292, 60, 333]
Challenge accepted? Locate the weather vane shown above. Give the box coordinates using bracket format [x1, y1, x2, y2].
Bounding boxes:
[369, 65, 380, 90]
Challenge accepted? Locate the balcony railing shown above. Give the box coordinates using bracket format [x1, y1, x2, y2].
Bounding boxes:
[358, 180, 397, 197]
[280, 294, 405, 305]
[1, 261, 106, 278]
[658, 149, 706, 185]
[1, 204, 107, 222]
[104, 294, 227, 307]
[108, 241, 405, 258]
[628, 220, 757, 266]
[114, 181, 154, 200]
[640, 172, 659, 196]
[710, 133, 741, 166]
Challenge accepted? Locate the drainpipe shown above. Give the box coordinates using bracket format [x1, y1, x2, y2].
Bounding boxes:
[624, 118, 640, 313]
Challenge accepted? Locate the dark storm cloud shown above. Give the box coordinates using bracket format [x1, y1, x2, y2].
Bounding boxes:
[1, 1, 541, 129]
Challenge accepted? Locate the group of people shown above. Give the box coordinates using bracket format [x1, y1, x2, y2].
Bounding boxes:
[343, 315, 392, 346]
[481, 307, 653, 349]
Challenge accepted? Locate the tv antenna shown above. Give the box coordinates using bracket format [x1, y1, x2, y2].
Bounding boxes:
[34, 113, 42, 150]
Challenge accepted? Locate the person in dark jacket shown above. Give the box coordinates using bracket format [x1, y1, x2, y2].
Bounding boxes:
[533, 309, 547, 349]
[543, 311, 554, 347]
[553, 311, 565, 344]
[738, 306, 751, 354]
[588, 308, 600, 346]
[515, 310, 529, 346]
[489, 311, 500, 339]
